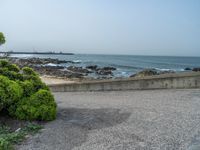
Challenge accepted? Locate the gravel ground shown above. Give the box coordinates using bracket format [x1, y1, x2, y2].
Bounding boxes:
[17, 89, 200, 150]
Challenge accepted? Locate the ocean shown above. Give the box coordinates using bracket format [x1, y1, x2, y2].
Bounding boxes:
[10, 54, 200, 77]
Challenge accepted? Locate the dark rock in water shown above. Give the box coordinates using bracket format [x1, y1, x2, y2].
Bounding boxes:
[34, 65, 65, 70]
[192, 68, 200, 72]
[86, 66, 116, 76]
[96, 69, 113, 76]
[67, 66, 91, 74]
[86, 65, 98, 70]
[158, 70, 175, 74]
[95, 66, 116, 76]
[100, 67, 116, 71]
[185, 67, 192, 71]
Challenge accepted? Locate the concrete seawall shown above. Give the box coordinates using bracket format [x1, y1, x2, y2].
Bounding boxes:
[49, 72, 200, 92]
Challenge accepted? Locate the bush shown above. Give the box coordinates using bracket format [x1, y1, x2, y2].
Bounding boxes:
[19, 80, 35, 97]
[0, 76, 23, 111]
[7, 64, 20, 72]
[0, 70, 23, 81]
[0, 60, 9, 68]
[0, 60, 57, 121]
[22, 67, 37, 76]
[14, 90, 57, 121]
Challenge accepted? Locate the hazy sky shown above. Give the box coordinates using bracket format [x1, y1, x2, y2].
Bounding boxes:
[0, 0, 200, 56]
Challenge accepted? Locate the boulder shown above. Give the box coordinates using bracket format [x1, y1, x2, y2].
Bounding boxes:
[184, 67, 192, 71]
[67, 66, 91, 74]
[8, 57, 74, 68]
[101, 67, 116, 71]
[96, 70, 113, 76]
[192, 68, 200, 72]
[159, 70, 175, 74]
[130, 69, 158, 78]
[94, 66, 116, 76]
[86, 65, 98, 70]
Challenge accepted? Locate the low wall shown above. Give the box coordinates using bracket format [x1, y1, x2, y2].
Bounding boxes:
[49, 72, 200, 92]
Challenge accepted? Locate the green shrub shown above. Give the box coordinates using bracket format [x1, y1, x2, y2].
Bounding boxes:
[0, 60, 9, 68]
[19, 80, 35, 97]
[0, 70, 23, 81]
[14, 89, 57, 121]
[23, 75, 49, 92]
[0, 60, 57, 121]
[22, 67, 37, 76]
[7, 64, 20, 72]
[0, 76, 23, 111]
[0, 61, 23, 81]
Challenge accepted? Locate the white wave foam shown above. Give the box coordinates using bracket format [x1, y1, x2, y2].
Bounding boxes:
[73, 60, 82, 63]
[10, 54, 33, 58]
[46, 63, 57, 67]
[155, 68, 185, 72]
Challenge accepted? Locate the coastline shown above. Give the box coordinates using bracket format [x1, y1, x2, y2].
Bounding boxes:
[1, 56, 200, 86]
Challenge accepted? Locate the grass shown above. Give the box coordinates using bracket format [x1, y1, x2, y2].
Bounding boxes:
[0, 123, 42, 150]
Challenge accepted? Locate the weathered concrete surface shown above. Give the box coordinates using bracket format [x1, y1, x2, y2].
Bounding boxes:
[49, 72, 200, 92]
[16, 89, 200, 150]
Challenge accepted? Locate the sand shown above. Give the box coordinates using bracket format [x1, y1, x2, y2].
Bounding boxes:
[40, 76, 76, 85]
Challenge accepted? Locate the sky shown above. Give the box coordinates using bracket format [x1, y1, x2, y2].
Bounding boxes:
[0, 0, 200, 56]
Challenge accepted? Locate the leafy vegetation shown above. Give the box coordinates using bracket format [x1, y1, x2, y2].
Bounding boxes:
[0, 35, 52, 149]
[0, 59, 57, 120]
[0, 32, 5, 46]
[15, 90, 56, 121]
[0, 123, 42, 150]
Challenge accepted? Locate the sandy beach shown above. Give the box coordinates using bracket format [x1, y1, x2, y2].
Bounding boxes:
[17, 89, 200, 150]
[40, 76, 76, 85]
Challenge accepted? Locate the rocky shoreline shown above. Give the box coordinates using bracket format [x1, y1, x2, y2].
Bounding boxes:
[4, 57, 200, 80]
[7, 57, 117, 80]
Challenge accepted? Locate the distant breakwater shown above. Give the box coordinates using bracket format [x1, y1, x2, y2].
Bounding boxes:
[0, 51, 74, 55]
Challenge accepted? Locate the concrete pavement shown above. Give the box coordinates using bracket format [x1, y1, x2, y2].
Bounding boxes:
[17, 89, 200, 150]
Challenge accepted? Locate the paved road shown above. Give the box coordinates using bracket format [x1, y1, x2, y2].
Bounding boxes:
[17, 89, 200, 150]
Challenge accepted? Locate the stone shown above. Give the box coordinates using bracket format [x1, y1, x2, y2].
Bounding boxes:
[185, 67, 192, 71]
[192, 68, 200, 72]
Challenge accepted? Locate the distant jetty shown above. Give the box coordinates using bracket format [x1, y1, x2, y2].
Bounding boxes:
[0, 51, 74, 55]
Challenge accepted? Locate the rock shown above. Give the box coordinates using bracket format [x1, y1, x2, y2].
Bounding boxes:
[94, 66, 116, 76]
[7, 57, 118, 79]
[34, 67, 84, 78]
[96, 70, 113, 76]
[130, 69, 158, 78]
[159, 70, 175, 74]
[192, 68, 200, 72]
[67, 66, 91, 74]
[184, 67, 192, 71]
[8, 57, 74, 68]
[86, 65, 98, 70]
[100, 67, 116, 71]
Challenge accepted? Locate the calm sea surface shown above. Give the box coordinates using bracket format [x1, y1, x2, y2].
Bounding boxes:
[10, 54, 200, 77]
